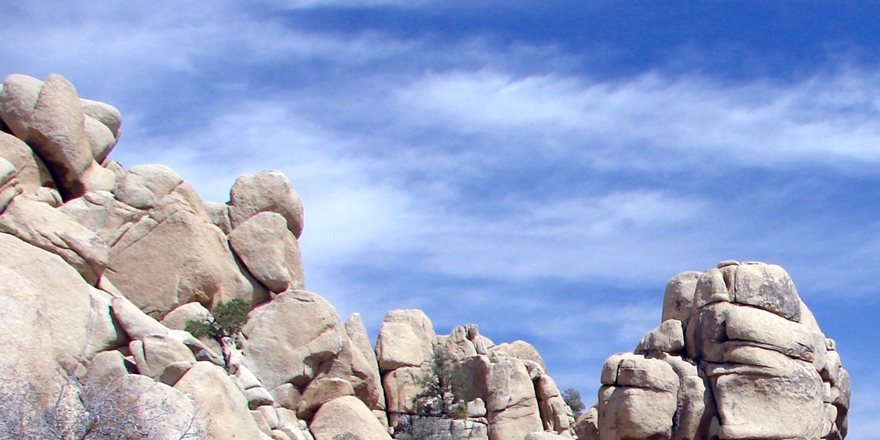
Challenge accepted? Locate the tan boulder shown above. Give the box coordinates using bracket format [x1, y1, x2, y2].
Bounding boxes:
[161, 302, 223, 355]
[107, 169, 249, 316]
[310, 396, 393, 440]
[535, 374, 560, 400]
[598, 384, 677, 440]
[0, 196, 109, 284]
[109, 294, 171, 340]
[83, 114, 117, 164]
[614, 356, 679, 392]
[490, 340, 546, 372]
[573, 406, 599, 440]
[0, 73, 43, 138]
[442, 325, 478, 360]
[635, 319, 685, 354]
[229, 169, 305, 238]
[600, 352, 640, 385]
[539, 395, 571, 436]
[0, 233, 94, 360]
[85, 287, 127, 356]
[693, 268, 732, 309]
[672, 373, 710, 440]
[80, 98, 122, 139]
[707, 353, 825, 439]
[685, 301, 733, 362]
[90, 373, 203, 439]
[114, 164, 190, 211]
[0, 131, 58, 201]
[724, 304, 825, 366]
[241, 290, 347, 390]
[661, 271, 701, 323]
[161, 301, 214, 331]
[485, 357, 542, 440]
[297, 376, 355, 420]
[129, 333, 196, 380]
[204, 201, 233, 234]
[83, 350, 129, 389]
[345, 313, 386, 413]
[0, 265, 60, 409]
[375, 309, 437, 372]
[174, 361, 263, 439]
[732, 262, 801, 321]
[59, 190, 146, 247]
[229, 211, 305, 294]
[3, 74, 117, 198]
[382, 366, 430, 414]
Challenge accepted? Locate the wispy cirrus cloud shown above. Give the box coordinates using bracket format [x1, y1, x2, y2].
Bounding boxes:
[3, 1, 878, 430]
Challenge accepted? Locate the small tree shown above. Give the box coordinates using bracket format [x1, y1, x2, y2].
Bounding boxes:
[562, 387, 585, 418]
[184, 298, 251, 369]
[410, 348, 469, 420]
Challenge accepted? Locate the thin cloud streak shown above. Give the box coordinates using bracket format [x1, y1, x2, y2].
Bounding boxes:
[399, 69, 880, 169]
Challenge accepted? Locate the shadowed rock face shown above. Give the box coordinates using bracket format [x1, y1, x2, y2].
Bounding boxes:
[585, 261, 849, 440]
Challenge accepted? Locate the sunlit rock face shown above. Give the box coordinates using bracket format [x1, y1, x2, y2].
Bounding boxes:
[586, 261, 849, 440]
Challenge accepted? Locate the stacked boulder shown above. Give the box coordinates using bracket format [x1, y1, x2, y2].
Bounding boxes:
[0, 73, 575, 440]
[376, 310, 575, 440]
[578, 261, 850, 440]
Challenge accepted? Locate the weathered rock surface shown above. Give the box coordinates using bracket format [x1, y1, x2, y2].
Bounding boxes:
[345, 313, 387, 416]
[241, 290, 347, 391]
[229, 211, 305, 294]
[591, 261, 848, 440]
[229, 170, 305, 239]
[0, 74, 117, 199]
[106, 165, 250, 316]
[0, 196, 109, 284]
[485, 357, 543, 440]
[4, 74, 848, 440]
[0, 131, 59, 203]
[310, 396, 393, 440]
[0, 233, 101, 359]
[376, 309, 437, 372]
[175, 361, 264, 439]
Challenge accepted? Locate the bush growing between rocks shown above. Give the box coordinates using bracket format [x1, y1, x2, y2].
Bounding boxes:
[411, 348, 470, 420]
[395, 417, 461, 440]
[0, 369, 203, 439]
[184, 298, 250, 345]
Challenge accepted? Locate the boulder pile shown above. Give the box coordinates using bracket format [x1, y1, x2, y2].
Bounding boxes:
[577, 262, 850, 440]
[0, 73, 578, 440]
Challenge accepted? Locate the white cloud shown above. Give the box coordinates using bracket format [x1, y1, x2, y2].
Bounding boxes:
[2, 5, 875, 432]
[398, 69, 880, 170]
[260, 0, 429, 8]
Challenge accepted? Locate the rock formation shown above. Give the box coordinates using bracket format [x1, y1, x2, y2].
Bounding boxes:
[0, 73, 577, 440]
[577, 261, 850, 440]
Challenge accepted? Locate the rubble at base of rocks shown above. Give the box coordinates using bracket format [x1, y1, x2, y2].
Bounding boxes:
[0, 73, 849, 440]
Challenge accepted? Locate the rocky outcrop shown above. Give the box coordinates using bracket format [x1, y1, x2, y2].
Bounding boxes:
[591, 261, 849, 440]
[0, 73, 848, 440]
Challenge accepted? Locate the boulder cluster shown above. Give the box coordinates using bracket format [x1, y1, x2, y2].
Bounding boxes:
[576, 262, 850, 440]
[0, 73, 578, 440]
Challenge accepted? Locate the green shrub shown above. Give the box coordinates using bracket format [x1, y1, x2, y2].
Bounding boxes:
[184, 298, 251, 343]
[411, 348, 470, 419]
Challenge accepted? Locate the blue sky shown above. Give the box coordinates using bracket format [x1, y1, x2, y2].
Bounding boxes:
[3, 0, 879, 435]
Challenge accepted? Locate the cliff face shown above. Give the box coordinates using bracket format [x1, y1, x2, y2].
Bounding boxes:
[0, 73, 850, 440]
[0, 73, 577, 440]
[577, 262, 850, 440]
